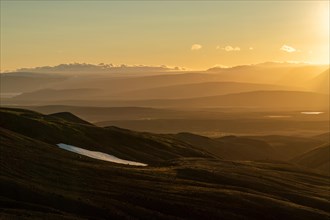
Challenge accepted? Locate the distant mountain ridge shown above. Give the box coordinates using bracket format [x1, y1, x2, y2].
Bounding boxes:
[2, 62, 328, 95]
[5, 63, 185, 74]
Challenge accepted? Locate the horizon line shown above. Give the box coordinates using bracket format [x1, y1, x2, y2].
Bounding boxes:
[1, 61, 329, 74]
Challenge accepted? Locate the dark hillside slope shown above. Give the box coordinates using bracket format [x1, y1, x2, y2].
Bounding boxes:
[48, 112, 94, 126]
[26, 105, 181, 122]
[247, 135, 325, 160]
[1, 127, 330, 219]
[173, 133, 281, 161]
[0, 108, 212, 165]
[312, 132, 330, 142]
[292, 143, 330, 175]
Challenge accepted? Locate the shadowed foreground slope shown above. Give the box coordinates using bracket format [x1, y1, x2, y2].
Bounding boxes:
[1, 108, 329, 219]
[292, 143, 330, 175]
[0, 108, 212, 165]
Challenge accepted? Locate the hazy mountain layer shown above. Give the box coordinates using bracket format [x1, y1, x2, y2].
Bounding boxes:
[110, 81, 294, 100]
[311, 69, 329, 94]
[2, 63, 328, 95]
[4, 90, 329, 110]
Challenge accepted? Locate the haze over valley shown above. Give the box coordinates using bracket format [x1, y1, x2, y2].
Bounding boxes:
[2, 62, 329, 137]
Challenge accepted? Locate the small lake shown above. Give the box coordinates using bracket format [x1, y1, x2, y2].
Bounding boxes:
[0, 93, 22, 98]
[266, 115, 292, 118]
[57, 143, 147, 166]
[300, 112, 324, 115]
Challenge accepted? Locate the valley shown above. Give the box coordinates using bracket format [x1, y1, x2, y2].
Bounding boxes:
[1, 1, 329, 219]
[0, 107, 329, 219]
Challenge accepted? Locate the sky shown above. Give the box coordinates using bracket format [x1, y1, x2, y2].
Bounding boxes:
[1, 1, 329, 71]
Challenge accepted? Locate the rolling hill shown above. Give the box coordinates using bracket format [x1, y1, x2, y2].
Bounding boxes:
[0, 108, 213, 165]
[246, 135, 325, 160]
[173, 132, 281, 161]
[312, 132, 330, 142]
[292, 143, 330, 175]
[1, 107, 330, 219]
[24, 105, 183, 122]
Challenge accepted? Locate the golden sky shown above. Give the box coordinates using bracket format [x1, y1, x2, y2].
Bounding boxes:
[1, 1, 329, 71]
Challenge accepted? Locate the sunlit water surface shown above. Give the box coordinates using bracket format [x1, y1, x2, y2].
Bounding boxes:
[57, 143, 147, 166]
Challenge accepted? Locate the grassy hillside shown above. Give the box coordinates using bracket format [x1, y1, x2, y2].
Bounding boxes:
[246, 135, 325, 160]
[22, 105, 183, 122]
[173, 133, 281, 161]
[292, 143, 330, 175]
[47, 112, 94, 126]
[0, 107, 213, 165]
[312, 132, 330, 142]
[1, 127, 330, 219]
[1, 107, 329, 219]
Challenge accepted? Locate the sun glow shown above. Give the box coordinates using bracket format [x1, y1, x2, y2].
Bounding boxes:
[319, 3, 330, 37]
[310, 2, 330, 65]
[1, 1, 330, 70]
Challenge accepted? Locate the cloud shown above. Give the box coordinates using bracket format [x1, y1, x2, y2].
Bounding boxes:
[212, 64, 229, 68]
[280, 45, 296, 53]
[218, 45, 241, 52]
[191, 44, 202, 51]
